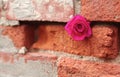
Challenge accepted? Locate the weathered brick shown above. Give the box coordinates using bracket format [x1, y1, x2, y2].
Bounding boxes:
[22, 51, 57, 62]
[90, 24, 118, 58]
[0, 52, 14, 63]
[0, 52, 57, 77]
[32, 23, 118, 58]
[58, 57, 120, 77]
[81, 0, 120, 22]
[6, 0, 74, 22]
[0, 25, 35, 53]
[0, 0, 19, 26]
[0, 0, 2, 17]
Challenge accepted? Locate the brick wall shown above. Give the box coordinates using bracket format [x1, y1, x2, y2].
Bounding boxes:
[0, 0, 120, 77]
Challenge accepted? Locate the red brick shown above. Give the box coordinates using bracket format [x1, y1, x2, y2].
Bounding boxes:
[1, 25, 35, 49]
[0, 52, 57, 77]
[32, 23, 118, 58]
[90, 24, 118, 58]
[119, 26, 120, 49]
[0, 51, 57, 63]
[0, 52, 14, 63]
[81, 0, 120, 22]
[6, 0, 74, 22]
[58, 57, 120, 77]
[0, 2, 1, 18]
[0, 10, 1, 18]
[22, 52, 57, 62]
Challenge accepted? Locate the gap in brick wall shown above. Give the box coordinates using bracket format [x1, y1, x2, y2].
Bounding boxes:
[18, 21, 120, 55]
[19, 21, 66, 49]
[91, 21, 120, 26]
[19, 21, 66, 25]
[19, 21, 39, 48]
[118, 26, 120, 51]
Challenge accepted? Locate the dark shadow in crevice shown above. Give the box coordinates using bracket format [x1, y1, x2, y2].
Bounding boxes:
[19, 21, 66, 49]
[91, 21, 120, 27]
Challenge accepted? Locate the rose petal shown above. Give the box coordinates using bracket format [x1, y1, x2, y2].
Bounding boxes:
[73, 24, 85, 34]
[65, 15, 92, 41]
[71, 33, 86, 40]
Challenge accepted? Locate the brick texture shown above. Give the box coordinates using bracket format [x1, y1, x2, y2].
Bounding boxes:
[0, 0, 19, 26]
[32, 23, 118, 58]
[0, 52, 57, 77]
[90, 24, 118, 58]
[81, 0, 120, 22]
[0, 0, 2, 17]
[0, 52, 14, 63]
[1, 25, 35, 49]
[58, 57, 120, 77]
[22, 51, 57, 62]
[6, 0, 74, 22]
[0, 0, 119, 77]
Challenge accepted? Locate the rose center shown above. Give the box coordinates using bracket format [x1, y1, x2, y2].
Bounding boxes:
[75, 24, 84, 33]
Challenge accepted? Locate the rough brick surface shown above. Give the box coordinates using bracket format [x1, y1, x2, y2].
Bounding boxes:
[0, 52, 14, 63]
[0, 0, 2, 17]
[6, 0, 74, 22]
[2, 25, 35, 48]
[58, 57, 120, 77]
[0, 26, 18, 53]
[32, 23, 118, 58]
[0, 52, 57, 77]
[0, 0, 19, 26]
[0, 25, 35, 53]
[22, 51, 57, 62]
[81, 0, 120, 22]
[90, 24, 118, 58]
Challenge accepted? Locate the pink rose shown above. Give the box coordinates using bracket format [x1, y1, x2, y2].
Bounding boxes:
[65, 15, 92, 40]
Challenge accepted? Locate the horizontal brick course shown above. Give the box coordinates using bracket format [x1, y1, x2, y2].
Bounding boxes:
[6, 0, 74, 22]
[58, 57, 120, 77]
[0, 52, 57, 77]
[81, 0, 120, 22]
[0, 0, 119, 77]
[32, 23, 118, 58]
[22, 52, 57, 62]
